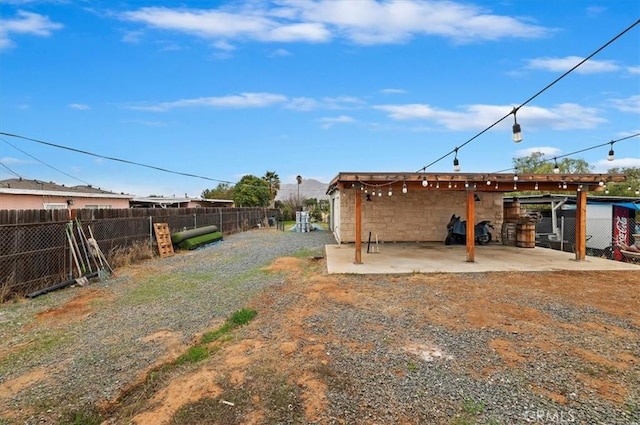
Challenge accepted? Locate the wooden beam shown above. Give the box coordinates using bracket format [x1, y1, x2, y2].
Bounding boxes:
[354, 189, 362, 264]
[575, 189, 587, 261]
[466, 190, 475, 262]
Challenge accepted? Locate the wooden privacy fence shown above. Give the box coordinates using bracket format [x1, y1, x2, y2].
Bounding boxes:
[0, 207, 278, 300]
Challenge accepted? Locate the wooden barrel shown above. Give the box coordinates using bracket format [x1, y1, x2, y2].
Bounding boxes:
[516, 223, 536, 248]
[504, 201, 520, 222]
[501, 222, 517, 246]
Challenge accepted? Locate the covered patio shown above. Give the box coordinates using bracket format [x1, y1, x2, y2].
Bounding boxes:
[325, 242, 640, 274]
[327, 172, 628, 266]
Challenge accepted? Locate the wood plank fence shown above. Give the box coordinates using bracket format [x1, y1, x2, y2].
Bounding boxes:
[0, 207, 278, 300]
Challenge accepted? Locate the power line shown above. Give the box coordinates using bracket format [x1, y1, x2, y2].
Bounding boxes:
[0, 161, 22, 178]
[0, 131, 236, 186]
[0, 137, 93, 186]
[414, 17, 640, 174]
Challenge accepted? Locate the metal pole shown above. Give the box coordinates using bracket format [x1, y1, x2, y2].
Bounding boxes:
[560, 216, 565, 252]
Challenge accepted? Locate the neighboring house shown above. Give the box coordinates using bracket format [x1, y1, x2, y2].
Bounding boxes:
[0, 178, 132, 210]
[130, 196, 234, 208]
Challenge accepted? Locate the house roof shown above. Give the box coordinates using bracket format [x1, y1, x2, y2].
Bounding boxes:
[0, 178, 133, 199]
[327, 172, 627, 194]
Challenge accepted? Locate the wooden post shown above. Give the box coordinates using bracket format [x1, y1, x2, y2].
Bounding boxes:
[575, 189, 587, 261]
[466, 190, 475, 262]
[354, 189, 362, 264]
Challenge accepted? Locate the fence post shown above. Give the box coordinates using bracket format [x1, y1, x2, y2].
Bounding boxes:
[194, 213, 197, 229]
[149, 216, 153, 249]
[219, 209, 223, 234]
[560, 216, 565, 252]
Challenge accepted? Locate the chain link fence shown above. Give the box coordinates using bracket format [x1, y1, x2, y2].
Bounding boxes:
[0, 207, 278, 300]
[535, 216, 638, 259]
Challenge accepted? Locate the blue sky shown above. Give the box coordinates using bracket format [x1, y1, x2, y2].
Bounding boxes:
[1, 0, 639, 197]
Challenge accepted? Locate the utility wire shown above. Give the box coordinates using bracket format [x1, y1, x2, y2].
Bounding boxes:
[414, 17, 640, 174]
[0, 137, 93, 186]
[0, 131, 236, 185]
[0, 161, 22, 178]
[492, 132, 640, 173]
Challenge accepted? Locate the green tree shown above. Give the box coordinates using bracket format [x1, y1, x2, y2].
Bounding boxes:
[513, 152, 592, 174]
[233, 175, 270, 207]
[202, 183, 234, 199]
[600, 167, 640, 197]
[262, 171, 281, 208]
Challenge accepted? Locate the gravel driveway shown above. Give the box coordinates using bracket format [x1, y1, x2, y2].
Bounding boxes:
[1, 228, 639, 425]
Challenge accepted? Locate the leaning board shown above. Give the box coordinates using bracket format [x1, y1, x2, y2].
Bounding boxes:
[153, 223, 175, 258]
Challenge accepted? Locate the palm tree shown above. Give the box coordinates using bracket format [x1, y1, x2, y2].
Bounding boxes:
[263, 171, 281, 208]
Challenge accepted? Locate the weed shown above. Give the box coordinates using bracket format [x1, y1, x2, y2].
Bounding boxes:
[450, 416, 474, 425]
[59, 405, 104, 425]
[175, 345, 209, 365]
[230, 308, 257, 326]
[202, 308, 257, 343]
[407, 361, 418, 372]
[462, 398, 485, 415]
[108, 241, 153, 268]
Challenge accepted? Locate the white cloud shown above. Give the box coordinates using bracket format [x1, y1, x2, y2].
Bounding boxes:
[608, 95, 640, 114]
[318, 115, 356, 128]
[593, 157, 640, 173]
[514, 147, 562, 158]
[213, 40, 235, 51]
[380, 88, 406, 94]
[126, 92, 288, 112]
[0, 156, 35, 165]
[269, 48, 291, 57]
[627, 66, 640, 75]
[374, 102, 607, 131]
[121, 30, 143, 43]
[0, 10, 63, 50]
[285, 97, 318, 111]
[526, 56, 620, 74]
[69, 103, 90, 110]
[120, 1, 550, 47]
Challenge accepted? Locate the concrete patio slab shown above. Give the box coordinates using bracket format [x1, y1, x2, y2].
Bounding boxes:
[325, 242, 640, 274]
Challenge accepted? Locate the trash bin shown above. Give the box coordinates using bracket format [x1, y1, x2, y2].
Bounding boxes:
[268, 217, 275, 227]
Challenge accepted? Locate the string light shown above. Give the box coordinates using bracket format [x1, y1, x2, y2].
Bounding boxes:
[422, 176, 428, 187]
[453, 148, 460, 172]
[512, 107, 523, 143]
[388, 186, 393, 196]
[534, 182, 539, 190]
[553, 158, 560, 174]
[402, 180, 407, 193]
[608, 141, 615, 161]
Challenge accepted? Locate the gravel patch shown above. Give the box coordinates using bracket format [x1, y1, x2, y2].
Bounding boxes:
[0, 229, 335, 423]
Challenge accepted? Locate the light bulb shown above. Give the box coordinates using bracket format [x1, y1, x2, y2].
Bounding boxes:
[378, 189, 382, 197]
[436, 182, 440, 189]
[513, 175, 519, 181]
[422, 177, 428, 187]
[453, 158, 460, 172]
[402, 182, 407, 193]
[465, 181, 469, 188]
[513, 183, 517, 190]
[534, 182, 539, 190]
[388, 188, 392, 196]
[562, 182, 567, 190]
[608, 148, 614, 161]
[486, 180, 491, 185]
[599, 180, 604, 186]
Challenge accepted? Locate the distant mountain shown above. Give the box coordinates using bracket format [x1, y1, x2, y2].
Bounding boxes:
[276, 178, 329, 201]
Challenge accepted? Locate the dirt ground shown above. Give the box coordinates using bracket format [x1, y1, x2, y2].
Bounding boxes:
[2, 254, 639, 424]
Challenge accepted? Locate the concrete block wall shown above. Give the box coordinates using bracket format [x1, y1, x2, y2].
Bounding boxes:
[338, 189, 504, 243]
